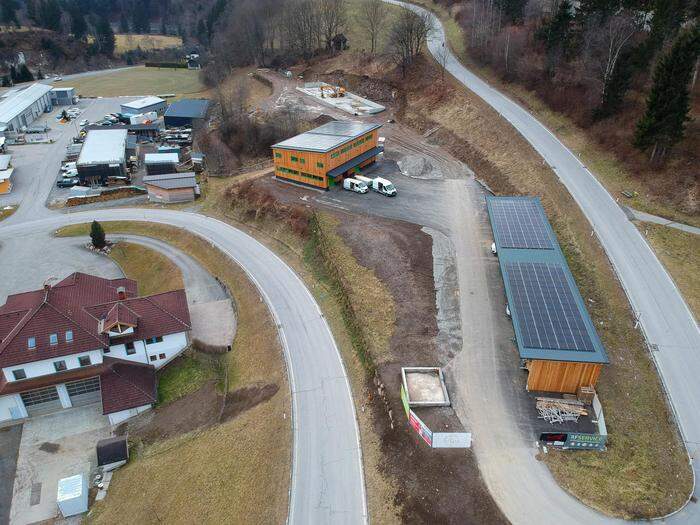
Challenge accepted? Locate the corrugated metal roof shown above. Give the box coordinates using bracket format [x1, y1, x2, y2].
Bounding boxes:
[143, 172, 196, 189]
[77, 130, 127, 167]
[272, 121, 382, 153]
[486, 196, 608, 364]
[121, 96, 165, 110]
[164, 99, 209, 119]
[144, 153, 179, 164]
[0, 83, 53, 124]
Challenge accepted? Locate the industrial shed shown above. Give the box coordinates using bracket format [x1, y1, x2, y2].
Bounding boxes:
[143, 172, 197, 203]
[76, 130, 128, 185]
[120, 96, 167, 116]
[271, 121, 383, 190]
[486, 196, 609, 394]
[164, 99, 210, 128]
[0, 83, 53, 132]
[50, 87, 76, 106]
[144, 152, 179, 175]
[83, 123, 160, 141]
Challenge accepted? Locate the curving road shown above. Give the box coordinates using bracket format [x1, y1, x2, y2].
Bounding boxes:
[386, 0, 700, 522]
[0, 209, 367, 525]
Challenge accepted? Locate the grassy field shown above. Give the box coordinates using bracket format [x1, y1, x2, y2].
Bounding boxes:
[640, 224, 699, 319]
[157, 354, 217, 404]
[108, 241, 184, 295]
[68, 66, 205, 98]
[115, 34, 183, 53]
[56, 222, 290, 524]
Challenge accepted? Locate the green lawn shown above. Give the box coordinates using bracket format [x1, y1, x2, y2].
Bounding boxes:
[157, 354, 216, 404]
[69, 66, 205, 98]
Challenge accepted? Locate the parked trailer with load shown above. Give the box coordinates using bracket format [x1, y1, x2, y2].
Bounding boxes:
[343, 178, 368, 193]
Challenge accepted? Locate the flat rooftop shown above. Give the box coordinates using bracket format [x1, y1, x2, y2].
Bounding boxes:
[272, 121, 382, 153]
[77, 130, 128, 167]
[0, 83, 53, 124]
[121, 96, 165, 110]
[164, 99, 210, 119]
[144, 153, 179, 164]
[487, 196, 608, 364]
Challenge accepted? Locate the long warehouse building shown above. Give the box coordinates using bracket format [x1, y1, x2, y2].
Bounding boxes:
[487, 196, 609, 394]
[76, 130, 128, 185]
[0, 83, 53, 132]
[271, 121, 383, 190]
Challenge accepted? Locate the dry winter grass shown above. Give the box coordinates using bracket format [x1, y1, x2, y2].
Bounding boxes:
[108, 241, 184, 296]
[68, 66, 204, 98]
[57, 222, 290, 524]
[114, 34, 183, 53]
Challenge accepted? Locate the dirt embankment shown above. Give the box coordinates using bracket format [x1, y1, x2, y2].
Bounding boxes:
[335, 214, 506, 524]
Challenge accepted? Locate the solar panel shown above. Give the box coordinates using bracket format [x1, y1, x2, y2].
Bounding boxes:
[490, 199, 553, 250]
[505, 261, 594, 352]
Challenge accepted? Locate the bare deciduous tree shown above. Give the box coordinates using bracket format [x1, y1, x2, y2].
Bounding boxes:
[357, 0, 387, 54]
[389, 9, 432, 76]
[318, 0, 347, 50]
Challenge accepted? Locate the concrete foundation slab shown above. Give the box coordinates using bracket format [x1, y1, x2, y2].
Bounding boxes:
[297, 82, 385, 115]
[402, 367, 451, 407]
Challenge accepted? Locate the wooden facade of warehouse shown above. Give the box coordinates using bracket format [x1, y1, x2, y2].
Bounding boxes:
[271, 121, 383, 190]
[486, 197, 609, 395]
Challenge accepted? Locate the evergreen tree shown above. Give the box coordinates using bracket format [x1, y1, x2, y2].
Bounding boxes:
[26, 0, 37, 23]
[497, 0, 527, 24]
[90, 220, 107, 249]
[119, 12, 129, 33]
[0, 0, 19, 25]
[536, 0, 575, 73]
[634, 27, 700, 163]
[14, 64, 34, 82]
[68, 4, 88, 39]
[95, 16, 115, 55]
[38, 0, 62, 31]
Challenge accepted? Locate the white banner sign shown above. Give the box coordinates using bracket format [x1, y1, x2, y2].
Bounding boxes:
[431, 432, 472, 449]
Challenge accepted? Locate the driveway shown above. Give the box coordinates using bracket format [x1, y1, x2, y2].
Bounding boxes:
[111, 234, 236, 347]
[0, 425, 22, 525]
[10, 405, 111, 525]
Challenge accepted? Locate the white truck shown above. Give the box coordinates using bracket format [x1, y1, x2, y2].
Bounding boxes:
[343, 178, 368, 193]
[355, 175, 397, 197]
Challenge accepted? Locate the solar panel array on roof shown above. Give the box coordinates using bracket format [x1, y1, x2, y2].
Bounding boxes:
[489, 198, 553, 249]
[486, 196, 608, 364]
[505, 261, 594, 352]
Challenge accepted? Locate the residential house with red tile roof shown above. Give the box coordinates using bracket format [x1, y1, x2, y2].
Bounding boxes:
[0, 273, 191, 425]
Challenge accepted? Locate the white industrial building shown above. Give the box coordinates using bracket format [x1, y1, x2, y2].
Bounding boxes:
[120, 96, 167, 116]
[50, 87, 76, 106]
[0, 83, 53, 132]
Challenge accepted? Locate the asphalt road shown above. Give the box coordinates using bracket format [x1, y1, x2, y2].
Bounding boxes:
[0, 209, 367, 525]
[386, 0, 700, 522]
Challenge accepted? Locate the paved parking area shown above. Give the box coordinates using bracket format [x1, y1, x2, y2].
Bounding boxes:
[10, 405, 111, 525]
[0, 234, 122, 304]
[0, 97, 138, 224]
[0, 424, 22, 525]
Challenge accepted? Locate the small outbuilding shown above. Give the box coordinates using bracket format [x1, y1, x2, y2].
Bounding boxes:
[144, 152, 179, 175]
[76, 129, 128, 185]
[50, 87, 76, 106]
[56, 474, 88, 518]
[143, 172, 197, 203]
[96, 436, 129, 472]
[164, 99, 210, 128]
[120, 96, 167, 116]
[0, 154, 13, 194]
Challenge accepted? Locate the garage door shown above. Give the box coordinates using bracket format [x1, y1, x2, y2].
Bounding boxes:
[66, 377, 102, 407]
[20, 386, 62, 417]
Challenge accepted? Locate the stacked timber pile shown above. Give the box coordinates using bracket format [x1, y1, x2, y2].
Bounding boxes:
[536, 397, 588, 424]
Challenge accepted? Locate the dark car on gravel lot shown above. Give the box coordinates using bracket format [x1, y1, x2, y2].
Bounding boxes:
[57, 177, 79, 188]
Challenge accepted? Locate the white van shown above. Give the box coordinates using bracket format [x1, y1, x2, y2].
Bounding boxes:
[343, 178, 368, 193]
[369, 177, 397, 197]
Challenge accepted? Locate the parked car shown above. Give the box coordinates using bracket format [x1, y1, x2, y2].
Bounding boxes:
[343, 178, 368, 194]
[57, 177, 79, 188]
[54, 76, 63, 81]
[79, 119, 89, 127]
[63, 168, 78, 178]
[61, 162, 77, 172]
[355, 175, 397, 197]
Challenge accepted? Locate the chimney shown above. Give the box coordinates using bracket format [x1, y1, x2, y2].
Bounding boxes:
[117, 286, 126, 300]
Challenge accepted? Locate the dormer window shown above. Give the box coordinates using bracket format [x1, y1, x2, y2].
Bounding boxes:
[65, 330, 73, 342]
[49, 334, 58, 346]
[27, 337, 36, 349]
